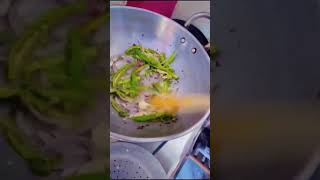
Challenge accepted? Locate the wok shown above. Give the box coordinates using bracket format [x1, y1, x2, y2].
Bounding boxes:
[110, 6, 210, 142]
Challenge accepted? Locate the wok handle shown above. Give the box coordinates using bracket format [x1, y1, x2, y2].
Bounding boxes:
[184, 12, 220, 67]
[184, 12, 210, 51]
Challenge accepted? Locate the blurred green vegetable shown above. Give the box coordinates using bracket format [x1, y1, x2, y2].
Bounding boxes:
[8, 25, 49, 81]
[8, 0, 87, 81]
[24, 55, 65, 76]
[210, 45, 219, 60]
[0, 87, 19, 98]
[33, 88, 89, 105]
[19, 90, 77, 128]
[25, 46, 97, 76]
[0, 118, 62, 176]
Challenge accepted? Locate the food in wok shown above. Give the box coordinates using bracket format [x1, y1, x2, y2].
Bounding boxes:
[110, 45, 180, 122]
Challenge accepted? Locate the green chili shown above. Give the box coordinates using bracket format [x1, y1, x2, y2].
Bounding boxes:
[153, 80, 171, 94]
[163, 51, 176, 66]
[159, 53, 166, 63]
[110, 96, 128, 117]
[112, 63, 135, 88]
[131, 113, 174, 122]
[130, 64, 149, 97]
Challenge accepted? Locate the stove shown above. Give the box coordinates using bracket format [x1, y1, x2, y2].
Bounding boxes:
[110, 117, 209, 179]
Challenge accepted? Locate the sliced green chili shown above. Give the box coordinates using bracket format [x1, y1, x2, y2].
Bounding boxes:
[110, 96, 128, 117]
[163, 51, 176, 66]
[112, 63, 135, 88]
[131, 113, 174, 122]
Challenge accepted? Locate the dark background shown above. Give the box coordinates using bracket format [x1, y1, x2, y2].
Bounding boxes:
[212, 0, 320, 179]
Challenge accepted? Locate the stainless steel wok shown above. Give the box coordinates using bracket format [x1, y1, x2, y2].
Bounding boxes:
[110, 6, 210, 142]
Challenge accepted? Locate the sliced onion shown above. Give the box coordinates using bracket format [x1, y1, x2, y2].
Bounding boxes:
[141, 72, 161, 86]
[136, 60, 143, 67]
[137, 91, 151, 102]
[111, 58, 129, 72]
[122, 55, 134, 63]
[115, 97, 137, 115]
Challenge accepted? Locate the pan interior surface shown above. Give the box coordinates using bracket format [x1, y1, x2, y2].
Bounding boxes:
[110, 6, 210, 141]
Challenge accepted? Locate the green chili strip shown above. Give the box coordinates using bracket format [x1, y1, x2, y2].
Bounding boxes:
[163, 51, 176, 66]
[19, 91, 76, 127]
[125, 46, 178, 80]
[159, 53, 166, 63]
[131, 113, 174, 122]
[110, 96, 128, 117]
[130, 64, 149, 97]
[152, 80, 171, 94]
[112, 63, 135, 88]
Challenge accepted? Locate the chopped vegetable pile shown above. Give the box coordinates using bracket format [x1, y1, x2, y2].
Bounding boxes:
[110, 45, 179, 122]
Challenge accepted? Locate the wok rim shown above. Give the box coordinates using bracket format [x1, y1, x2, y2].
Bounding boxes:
[110, 6, 211, 142]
